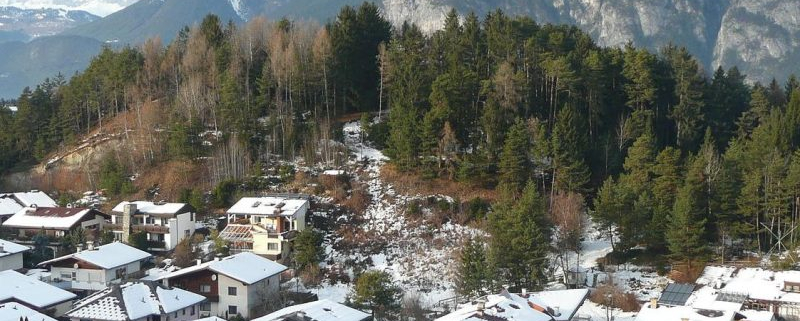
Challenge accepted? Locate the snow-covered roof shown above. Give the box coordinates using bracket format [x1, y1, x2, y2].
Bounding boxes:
[2, 207, 106, 230]
[0, 302, 57, 321]
[156, 252, 287, 285]
[0, 238, 29, 258]
[66, 281, 206, 321]
[0, 270, 77, 308]
[695, 266, 800, 304]
[527, 289, 589, 321]
[254, 299, 370, 321]
[634, 305, 735, 321]
[0, 196, 23, 216]
[10, 191, 57, 207]
[197, 317, 227, 321]
[111, 201, 192, 215]
[227, 196, 309, 217]
[436, 291, 554, 321]
[39, 242, 151, 269]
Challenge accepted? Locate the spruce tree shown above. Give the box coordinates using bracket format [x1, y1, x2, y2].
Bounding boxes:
[667, 179, 708, 268]
[498, 120, 530, 194]
[552, 105, 590, 193]
[457, 238, 489, 298]
[488, 181, 550, 291]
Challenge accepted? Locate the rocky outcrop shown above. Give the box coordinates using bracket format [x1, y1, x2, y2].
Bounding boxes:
[380, 0, 798, 83]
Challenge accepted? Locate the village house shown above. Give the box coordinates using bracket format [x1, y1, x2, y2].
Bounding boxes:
[635, 297, 775, 321]
[253, 299, 371, 321]
[635, 265, 800, 321]
[0, 301, 58, 321]
[1, 206, 109, 238]
[153, 252, 287, 319]
[0, 238, 28, 271]
[435, 289, 589, 321]
[221, 196, 309, 260]
[65, 281, 206, 321]
[0, 191, 57, 224]
[0, 270, 77, 317]
[108, 201, 197, 251]
[37, 241, 152, 292]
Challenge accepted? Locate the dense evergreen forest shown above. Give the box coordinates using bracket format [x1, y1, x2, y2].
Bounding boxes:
[2, 2, 800, 289]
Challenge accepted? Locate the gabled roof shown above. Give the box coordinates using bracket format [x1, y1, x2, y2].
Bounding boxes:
[0, 238, 29, 258]
[0, 270, 76, 308]
[0, 301, 57, 321]
[10, 191, 57, 208]
[227, 196, 308, 217]
[436, 291, 554, 321]
[0, 196, 23, 216]
[66, 281, 205, 321]
[254, 299, 370, 321]
[111, 201, 193, 216]
[156, 252, 287, 285]
[2, 207, 108, 230]
[527, 289, 589, 321]
[39, 242, 151, 269]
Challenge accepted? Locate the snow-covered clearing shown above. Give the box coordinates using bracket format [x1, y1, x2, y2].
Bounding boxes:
[302, 120, 669, 319]
[306, 120, 484, 307]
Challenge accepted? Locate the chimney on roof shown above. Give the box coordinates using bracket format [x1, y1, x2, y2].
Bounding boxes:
[521, 288, 527, 296]
[76, 243, 83, 252]
[87, 241, 95, 251]
[0, 244, 4, 253]
[196, 259, 202, 266]
[122, 203, 136, 243]
[650, 298, 658, 309]
[476, 300, 486, 316]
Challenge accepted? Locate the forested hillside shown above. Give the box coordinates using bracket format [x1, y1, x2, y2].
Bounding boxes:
[2, 3, 800, 281]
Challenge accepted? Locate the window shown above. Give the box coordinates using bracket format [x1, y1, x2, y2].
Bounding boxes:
[71, 272, 77, 280]
[228, 286, 237, 296]
[184, 229, 190, 237]
[182, 308, 186, 315]
[60, 272, 71, 280]
[191, 306, 195, 315]
[115, 267, 127, 279]
[174, 311, 178, 318]
[200, 284, 211, 293]
[228, 305, 238, 315]
[267, 243, 279, 251]
[200, 302, 211, 312]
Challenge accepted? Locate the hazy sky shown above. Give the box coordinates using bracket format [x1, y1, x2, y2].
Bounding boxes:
[0, 0, 137, 16]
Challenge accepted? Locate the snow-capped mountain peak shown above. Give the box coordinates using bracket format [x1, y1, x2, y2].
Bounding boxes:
[0, 0, 136, 17]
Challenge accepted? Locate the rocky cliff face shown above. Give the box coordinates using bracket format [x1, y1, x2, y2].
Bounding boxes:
[381, 0, 799, 83]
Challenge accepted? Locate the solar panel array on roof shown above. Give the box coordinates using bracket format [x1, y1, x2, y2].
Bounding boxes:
[658, 283, 694, 306]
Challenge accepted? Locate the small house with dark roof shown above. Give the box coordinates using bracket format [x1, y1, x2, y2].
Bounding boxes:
[65, 281, 205, 321]
[1, 207, 108, 238]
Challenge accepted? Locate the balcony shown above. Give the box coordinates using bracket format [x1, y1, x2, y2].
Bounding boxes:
[105, 223, 169, 234]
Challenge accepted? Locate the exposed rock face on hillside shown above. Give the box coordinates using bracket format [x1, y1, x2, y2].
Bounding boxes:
[382, 0, 799, 83]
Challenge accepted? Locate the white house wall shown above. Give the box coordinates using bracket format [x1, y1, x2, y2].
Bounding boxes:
[217, 274, 250, 319]
[0, 252, 23, 271]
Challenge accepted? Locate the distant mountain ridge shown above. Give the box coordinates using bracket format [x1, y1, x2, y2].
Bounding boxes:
[1, 0, 800, 99]
[0, 6, 98, 42]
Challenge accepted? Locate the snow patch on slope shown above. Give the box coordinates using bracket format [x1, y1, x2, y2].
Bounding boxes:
[229, 0, 245, 20]
[0, 0, 135, 17]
